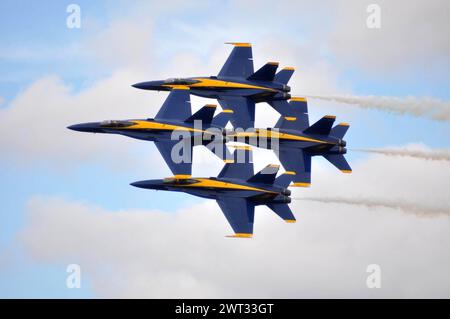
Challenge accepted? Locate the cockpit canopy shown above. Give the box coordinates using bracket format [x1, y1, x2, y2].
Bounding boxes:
[100, 120, 135, 128]
[163, 177, 199, 185]
[163, 78, 199, 85]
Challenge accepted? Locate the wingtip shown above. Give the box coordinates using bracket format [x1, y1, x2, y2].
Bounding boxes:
[291, 182, 311, 187]
[226, 233, 253, 238]
[341, 170, 352, 174]
[285, 219, 296, 223]
[225, 42, 252, 47]
[290, 97, 307, 102]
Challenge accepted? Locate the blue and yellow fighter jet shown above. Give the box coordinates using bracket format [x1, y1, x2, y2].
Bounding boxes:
[132, 43, 294, 129]
[227, 98, 352, 187]
[68, 87, 233, 178]
[131, 147, 295, 238]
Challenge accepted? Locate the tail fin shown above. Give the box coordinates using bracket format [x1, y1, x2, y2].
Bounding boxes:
[186, 104, 217, 124]
[218, 146, 254, 180]
[304, 115, 335, 135]
[267, 203, 296, 223]
[330, 122, 350, 139]
[247, 62, 278, 82]
[274, 67, 294, 84]
[211, 109, 233, 128]
[324, 154, 352, 173]
[247, 164, 279, 184]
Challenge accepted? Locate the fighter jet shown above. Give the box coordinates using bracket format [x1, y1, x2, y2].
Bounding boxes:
[132, 43, 294, 129]
[68, 87, 233, 178]
[227, 98, 351, 187]
[131, 147, 295, 238]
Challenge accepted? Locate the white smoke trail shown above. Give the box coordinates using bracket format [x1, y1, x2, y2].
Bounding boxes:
[308, 94, 450, 122]
[297, 197, 450, 218]
[355, 147, 450, 162]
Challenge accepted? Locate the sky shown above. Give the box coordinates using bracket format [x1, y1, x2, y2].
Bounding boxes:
[0, 0, 449, 298]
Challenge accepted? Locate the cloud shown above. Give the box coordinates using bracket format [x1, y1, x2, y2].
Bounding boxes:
[18, 151, 450, 298]
[329, 0, 450, 73]
[0, 72, 165, 169]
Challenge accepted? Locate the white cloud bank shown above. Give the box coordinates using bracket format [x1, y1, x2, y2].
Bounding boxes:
[18, 153, 450, 298]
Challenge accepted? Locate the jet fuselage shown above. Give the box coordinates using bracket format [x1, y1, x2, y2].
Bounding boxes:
[131, 176, 291, 204]
[227, 128, 347, 156]
[132, 76, 291, 102]
[68, 118, 224, 144]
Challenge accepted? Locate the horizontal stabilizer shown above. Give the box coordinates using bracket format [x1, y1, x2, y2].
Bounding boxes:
[211, 109, 233, 128]
[247, 62, 278, 82]
[155, 88, 191, 121]
[274, 67, 294, 84]
[270, 97, 307, 117]
[186, 104, 216, 124]
[267, 203, 296, 223]
[324, 154, 352, 173]
[274, 98, 309, 131]
[247, 164, 280, 184]
[218, 146, 254, 179]
[304, 115, 335, 136]
[289, 97, 308, 114]
[330, 123, 350, 139]
[274, 172, 295, 188]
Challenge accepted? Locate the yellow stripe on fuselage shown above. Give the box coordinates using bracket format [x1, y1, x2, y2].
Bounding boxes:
[162, 78, 277, 92]
[174, 178, 277, 193]
[229, 129, 329, 144]
[119, 120, 205, 133]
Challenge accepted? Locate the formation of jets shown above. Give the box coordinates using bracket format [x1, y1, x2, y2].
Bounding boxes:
[68, 43, 351, 237]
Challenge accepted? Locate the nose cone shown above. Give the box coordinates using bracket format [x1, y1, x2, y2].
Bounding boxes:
[131, 80, 165, 91]
[67, 122, 103, 133]
[130, 180, 165, 190]
[130, 180, 148, 189]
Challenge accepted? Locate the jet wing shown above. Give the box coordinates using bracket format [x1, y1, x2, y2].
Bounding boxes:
[217, 197, 255, 237]
[218, 97, 255, 130]
[154, 139, 192, 177]
[155, 87, 191, 121]
[218, 43, 254, 78]
[276, 148, 311, 187]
